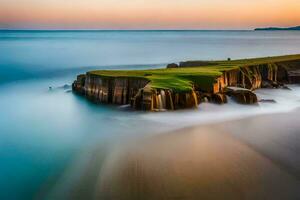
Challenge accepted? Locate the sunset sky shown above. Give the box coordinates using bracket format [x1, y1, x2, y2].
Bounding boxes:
[0, 0, 299, 30]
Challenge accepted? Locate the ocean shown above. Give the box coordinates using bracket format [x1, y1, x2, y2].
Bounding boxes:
[1, 30, 300, 199]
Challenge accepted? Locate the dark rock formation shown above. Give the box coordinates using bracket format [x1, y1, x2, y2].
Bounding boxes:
[226, 87, 258, 104]
[211, 93, 227, 104]
[212, 60, 300, 94]
[73, 74, 149, 105]
[133, 88, 199, 111]
[73, 74, 199, 111]
[72, 74, 86, 95]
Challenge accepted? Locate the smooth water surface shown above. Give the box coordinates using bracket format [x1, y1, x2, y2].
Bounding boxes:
[1, 30, 300, 83]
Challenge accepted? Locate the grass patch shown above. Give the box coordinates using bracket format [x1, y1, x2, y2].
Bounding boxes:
[88, 54, 300, 92]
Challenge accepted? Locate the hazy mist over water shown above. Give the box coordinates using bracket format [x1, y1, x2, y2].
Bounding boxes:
[1, 30, 300, 199]
[1, 30, 300, 82]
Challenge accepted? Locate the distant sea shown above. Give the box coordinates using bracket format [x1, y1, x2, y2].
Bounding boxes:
[1, 30, 300, 83]
[1, 30, 300, 199]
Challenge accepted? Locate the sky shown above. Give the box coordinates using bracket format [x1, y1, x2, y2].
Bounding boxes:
[0, 0, 299, 30]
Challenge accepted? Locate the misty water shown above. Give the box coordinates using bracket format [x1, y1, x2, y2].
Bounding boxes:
[1, 30, 300, 199]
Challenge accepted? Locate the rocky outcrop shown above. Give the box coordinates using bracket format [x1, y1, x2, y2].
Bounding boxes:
[73, 74, 199, 111]
[212, 61, 300, 95]
[72, 74, 86, 95]
[226, 87, 258, 104]
[73, 59, 300, 111]
[73, 74, 149, 105]
[276, 60, 300, 83]
[211, 93, 228, 104]
[132, 86, 199, 111]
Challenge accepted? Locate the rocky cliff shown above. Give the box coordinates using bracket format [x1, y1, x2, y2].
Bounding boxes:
[73, 74, 149, 105]
[211, 60, 300, 94]
[73, 74, 199, 111]
[73, 57, 300, 111]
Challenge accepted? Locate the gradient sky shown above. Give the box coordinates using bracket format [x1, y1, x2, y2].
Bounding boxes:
[0, 0, 299, 29]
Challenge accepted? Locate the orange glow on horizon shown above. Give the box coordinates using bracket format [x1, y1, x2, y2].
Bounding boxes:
[0, 0, 299, 29]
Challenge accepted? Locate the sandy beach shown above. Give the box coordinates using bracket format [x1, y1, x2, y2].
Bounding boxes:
[92, 109, 300, 200]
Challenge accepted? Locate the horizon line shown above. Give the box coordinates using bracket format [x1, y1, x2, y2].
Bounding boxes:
[0, 28, 254, 31]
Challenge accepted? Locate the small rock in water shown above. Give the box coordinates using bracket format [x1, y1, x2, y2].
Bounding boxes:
[118, 104, 132, 111]
[259, 99, 277, 103]
[282, 85, 291, 90]
[49, 86, 53, 90]
[63, 84, 71, 89]
[225, 87, 258, 104]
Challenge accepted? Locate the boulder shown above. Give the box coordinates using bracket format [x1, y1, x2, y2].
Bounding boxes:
[226, 87, 258, 104]
[212, 93, 227, 104]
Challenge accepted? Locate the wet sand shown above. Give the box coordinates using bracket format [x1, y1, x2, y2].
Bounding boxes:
[96, 109, 300, 200]
[47, 108, 300, 200]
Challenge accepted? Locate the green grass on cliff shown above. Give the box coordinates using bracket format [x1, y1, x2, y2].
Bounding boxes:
[89, 66, 236, 92]
[216, 54, 300, 66]
[89, 54, 300, 92]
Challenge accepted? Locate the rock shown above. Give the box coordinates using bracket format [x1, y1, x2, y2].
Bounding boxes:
[287, 69, 300, 83]
[212, 93, 227, 104]
[259, 99, 276, 103]
[282, 85, 292, 90]
[72, 74, 86, 95]
[72, 57, 300, 111]
[199, 93, 212, 103]
[62, 84, 71, 89]
[226, 87, 258, 104]
[261, 80, 274, 88]
[166, 63, 179, 68]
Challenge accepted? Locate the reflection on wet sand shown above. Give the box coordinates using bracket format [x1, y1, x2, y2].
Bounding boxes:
[96, 112, 300, 200]
[47, 109, 300, 200]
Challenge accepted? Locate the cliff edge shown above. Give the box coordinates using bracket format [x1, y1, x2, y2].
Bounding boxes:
[73, 54, 300, 111]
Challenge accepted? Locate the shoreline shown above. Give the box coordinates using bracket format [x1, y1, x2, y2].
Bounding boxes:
[96, 108, 300, 199]
[46, 107, 300, 199]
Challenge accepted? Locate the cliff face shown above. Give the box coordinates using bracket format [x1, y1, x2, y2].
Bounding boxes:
[73, 75, 199, 111]
[277, 60, 300, 83]
[73, 74, 149, 105]
[73, 59, 300, 111]
[132, 85, 199, 111]
[212, 60, 300, 94]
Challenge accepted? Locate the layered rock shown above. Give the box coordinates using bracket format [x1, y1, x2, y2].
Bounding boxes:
[276, 60, 300, 83]
[73, 74, 199, 111]
[212, 61, 300, 95]
[73, 74, 149, 105]
[132, 85, 199, 111]
[73, 59, 300, 111]
[226, 87, 258, 104]
[211, 93, 228, 104]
